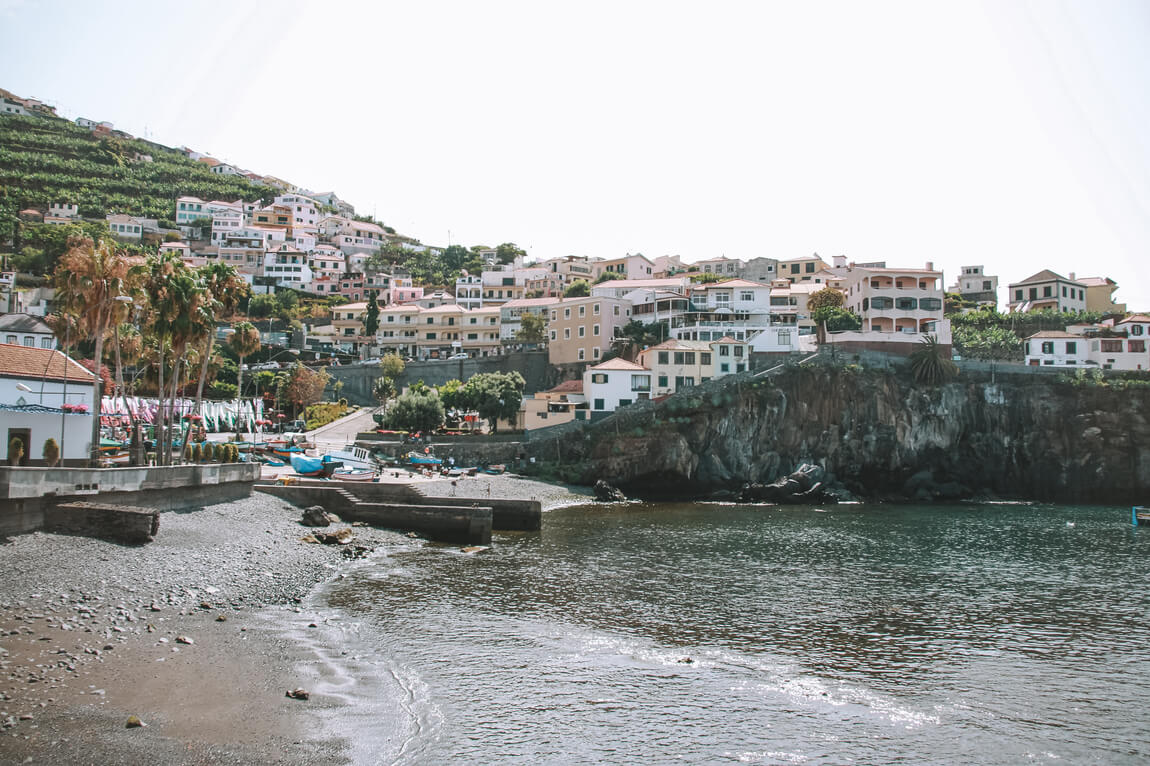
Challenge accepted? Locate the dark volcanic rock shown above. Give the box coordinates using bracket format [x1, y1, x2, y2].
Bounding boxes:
[593, 480, 627, 502]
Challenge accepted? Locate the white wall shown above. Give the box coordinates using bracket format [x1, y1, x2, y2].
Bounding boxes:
[2, 412, 91, 462]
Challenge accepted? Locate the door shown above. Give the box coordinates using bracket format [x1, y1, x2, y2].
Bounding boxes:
[6, 428, 30, 466]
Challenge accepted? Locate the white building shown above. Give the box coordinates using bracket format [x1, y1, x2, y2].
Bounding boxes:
[455, 274, 484, 310]
[1, 343, 97, 465]
[105, 214, 143, 241]
[1026, 315, 1150, 371]
[948, 265, 999, 308]
[262, 245, 313, 289]
[46, 202, 79, 223]
[583, 358, 651, 420]
[0, 313, 56, 349]
[841, 263, 945, 335]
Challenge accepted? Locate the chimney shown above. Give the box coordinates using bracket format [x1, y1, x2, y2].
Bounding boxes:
[926, 261, 934, 271]
[1069, 272, 1076, 281]
[833, 255, 846, 268]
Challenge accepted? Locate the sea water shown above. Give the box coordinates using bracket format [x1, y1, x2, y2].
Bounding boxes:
[308, 502, 1150, 764]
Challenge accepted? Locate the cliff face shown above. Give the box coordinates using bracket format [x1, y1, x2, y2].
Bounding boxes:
[553, 366, 1150, 504]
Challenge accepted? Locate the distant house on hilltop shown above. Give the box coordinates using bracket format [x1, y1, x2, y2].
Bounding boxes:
[1007, 270, 1086, 313]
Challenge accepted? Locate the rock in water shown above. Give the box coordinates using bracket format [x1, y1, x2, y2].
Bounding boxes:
[301, 506, 335, 527]
[740, 463, 837, 504]
[593, 480, 627, 502]
[285, 688, 310, 701]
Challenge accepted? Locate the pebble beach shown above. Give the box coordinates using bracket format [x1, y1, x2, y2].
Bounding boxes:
[0, 473, 591, 764]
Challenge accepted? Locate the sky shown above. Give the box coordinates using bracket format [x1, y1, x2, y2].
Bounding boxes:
[2, 0, 1148, 309]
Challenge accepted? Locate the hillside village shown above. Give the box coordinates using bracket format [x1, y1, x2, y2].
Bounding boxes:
[1, 86, 1148, 449]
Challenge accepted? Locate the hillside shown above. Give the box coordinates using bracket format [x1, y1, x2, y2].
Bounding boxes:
[0, 114, 269, 223]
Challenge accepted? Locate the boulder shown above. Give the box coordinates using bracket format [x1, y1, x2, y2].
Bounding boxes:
[739, 463, 837, 504]
[314, 528, 354, 545]
[594, 480, 627, 502]
[301, 506, 336, 527]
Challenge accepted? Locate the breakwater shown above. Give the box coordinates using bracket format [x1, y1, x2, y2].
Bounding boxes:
[527, 363, 1150, 503]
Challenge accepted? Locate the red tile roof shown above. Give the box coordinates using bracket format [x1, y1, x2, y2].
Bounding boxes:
[0, 344, 96, 384]
[547, 379, 584, 393]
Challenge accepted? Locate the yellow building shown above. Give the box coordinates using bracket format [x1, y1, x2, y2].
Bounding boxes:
[546, 296, 632, 365]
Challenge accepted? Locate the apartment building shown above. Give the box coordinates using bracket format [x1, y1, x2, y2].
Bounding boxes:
[500, 297, 558, 342]
[841, 263, 945, 334]
[377, 304, 421, 357]
[693, 256, 744, 277]
[593, 254, 655, 280]
[637, 337, 749, 396]
[777, 254, 829, 284]
[1079, 276, 1126, 315]
[547, 296, 632, 365]
[948, 265, 999, 308]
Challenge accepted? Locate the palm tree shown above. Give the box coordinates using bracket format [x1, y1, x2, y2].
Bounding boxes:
[192, 262, 249, 416]
[909, 335, 959, 385]
[229, 321, 261, 431]
[53, 237, 133, 466]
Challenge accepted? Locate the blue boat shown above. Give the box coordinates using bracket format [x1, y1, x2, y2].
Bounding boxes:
[291, 453, 344, 477]
[407, 451, 443, 466]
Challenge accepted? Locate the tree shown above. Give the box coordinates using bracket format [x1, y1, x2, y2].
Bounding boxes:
[193, 261, 249, 417]
[53, 237, 134, 466]
[812, 306, 861, 333]
[384, 388, 445, 433]
[564, 280, 590, 298]
[380, 353, 405, 380]
[593, 271, 624, 285]
[282, 363, 331, 416]
[247, 293, 276, 319]
[909, 335, 959, 385]
[807, 287, 845, 312]
[515, 312, 547, 344]
[495, 242, 526, 265]
[461, 371, 525, 433]
[229, 322, 261, 408]
[362, 291, 380, 356]
[437, 378, 468, 411]
[611, 319, 666, 359]
[372, 376, 396, 405]
[690, 272, 724, 284]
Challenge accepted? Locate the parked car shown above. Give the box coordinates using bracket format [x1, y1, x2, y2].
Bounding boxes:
[359, 358, 381, 366]
[447, 353, 469, 360]
[251, 361, 281, 371]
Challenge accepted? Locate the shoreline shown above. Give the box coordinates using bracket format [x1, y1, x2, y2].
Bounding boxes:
[0, 473, 592, 764]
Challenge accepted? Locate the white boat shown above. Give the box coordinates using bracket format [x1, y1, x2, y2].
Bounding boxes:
[323, 444, 375, 471]
[332, 468, 378, 482]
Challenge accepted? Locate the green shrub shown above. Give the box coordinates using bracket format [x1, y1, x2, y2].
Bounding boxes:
[191, 443, 203, 462]
[8, 437, 24, 466]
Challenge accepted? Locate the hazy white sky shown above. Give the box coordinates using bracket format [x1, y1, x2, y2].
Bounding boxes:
[2, 0, 1148, 308]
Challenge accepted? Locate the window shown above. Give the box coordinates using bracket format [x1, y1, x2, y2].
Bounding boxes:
[719, 345, 730, 356]
[721, 363, 730, 372]
[701, 352, 711, 365]
[740, 291, 754, 302]
[658, 351, 669, 364]
[426, 332, 437, 340]
[578, 326, 585, 337]
[427, 317, 434, 324]
[550, 330, 556, 341]
[805, 262, 815, 273]
[632, 375, 650, 391]
[674, 376, 695, 389]
[1061, 286, 1067, 297]
[1131, 325, 1144, 336]
[593, 324, 600, 336]
[551, 310, 557, 320]
[871, 297, 893, 310]
[578, 348, 585, 360]
[23, 336, 33, 347]
[983, 281, 992, 291]
[593, 347, 600, 359]
[1130, 340, 1146, 353]
[790, 264, 799, 274]
[1101, 339, 1123, 353]
[593, 303, 600, 315]
[564, 308, 571, 319]
[734, 346, 744, 357]
[895, 297, 918, 310]
[920, 298, 942, 311]
[579, 306, 585, 317]
[594, 398, 604, 410]
[658, 375, 668, 387]
[564, 328, 570, 340]
[618, 399, 631, 408]
[5, 335, 15, 344]
[1015, 289, 1023, 301]
[1041, 342, 1054, 354]
[40, 338, 52, 349]
[1029, 287, 1038, 300]
[1065, 341, 1077, 354]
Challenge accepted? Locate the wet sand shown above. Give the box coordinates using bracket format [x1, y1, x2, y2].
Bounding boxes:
[0, 474, 591, 764]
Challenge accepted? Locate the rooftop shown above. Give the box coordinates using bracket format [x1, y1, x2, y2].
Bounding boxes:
[0, 344, 96, 384]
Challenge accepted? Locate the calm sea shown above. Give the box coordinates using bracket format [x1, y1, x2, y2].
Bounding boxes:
[307, 502, 1150, 764]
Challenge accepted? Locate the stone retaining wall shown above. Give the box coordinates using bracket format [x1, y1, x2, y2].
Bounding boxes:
[47, 502, 160, 545]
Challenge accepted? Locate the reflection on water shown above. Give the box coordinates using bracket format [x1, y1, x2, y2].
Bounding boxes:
[322, 503, 1150, 764]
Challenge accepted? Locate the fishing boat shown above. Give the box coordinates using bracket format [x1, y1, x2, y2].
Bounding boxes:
[483, 464, 506, 475]
[323, 444, 376, 471]
[407, 451, 443, 465]
[271, 445, 308, 461]
[331, 467, 378, 482]
[1133, 506, 1150, 527]
[290, 453, 343, 478]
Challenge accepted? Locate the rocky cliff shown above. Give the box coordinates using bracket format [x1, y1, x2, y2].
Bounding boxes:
[538, 364, 1150, 504]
